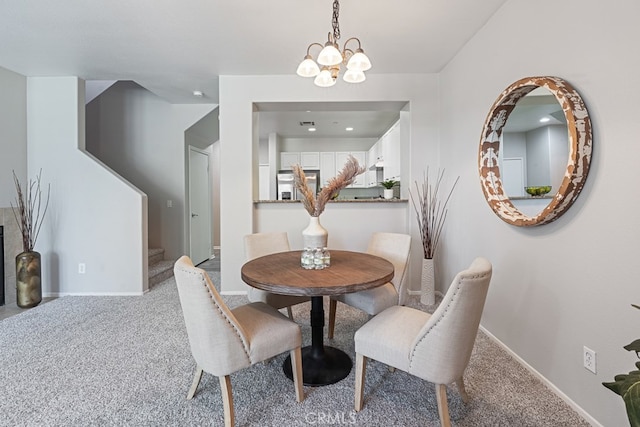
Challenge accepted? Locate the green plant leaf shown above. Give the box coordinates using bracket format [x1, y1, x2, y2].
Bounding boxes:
[625, 380, 640, 427]
[625, 340, 640, 353]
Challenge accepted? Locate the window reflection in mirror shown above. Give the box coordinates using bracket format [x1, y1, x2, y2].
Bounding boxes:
[499, 87, 568, 199]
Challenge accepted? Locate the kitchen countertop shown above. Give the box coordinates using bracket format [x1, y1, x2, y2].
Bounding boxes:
[254, 199, 408, 203]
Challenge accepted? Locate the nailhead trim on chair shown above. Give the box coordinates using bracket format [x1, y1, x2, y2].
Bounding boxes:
[176, 265, 252, 363]
[408, 270, 490, 370]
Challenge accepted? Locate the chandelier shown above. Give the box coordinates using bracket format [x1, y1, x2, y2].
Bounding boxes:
[296, 0, 372, 87]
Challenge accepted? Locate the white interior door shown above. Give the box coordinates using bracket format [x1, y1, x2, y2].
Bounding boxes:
[503, 157, 525, 197]
[189, 146, 212, 265]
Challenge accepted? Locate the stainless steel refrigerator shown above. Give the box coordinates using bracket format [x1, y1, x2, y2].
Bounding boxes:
[277, 169, 320, 200]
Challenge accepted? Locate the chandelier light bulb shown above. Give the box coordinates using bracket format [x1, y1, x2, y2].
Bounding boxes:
[343, 69, 366, 84]
[346, 50, 372, 71]
[314, 68, 336, 87]
[318, 42, 342, 66]
[297, 55, 320, 77]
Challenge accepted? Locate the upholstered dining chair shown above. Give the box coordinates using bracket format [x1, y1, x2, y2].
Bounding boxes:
[173, 256, 304, 427]
[353, 257, 492, 427]
[327, 232, 411, 339]
[244, 232, 308, 319]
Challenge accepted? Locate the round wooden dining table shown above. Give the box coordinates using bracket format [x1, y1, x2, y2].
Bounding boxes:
[241, 250, 394, 386]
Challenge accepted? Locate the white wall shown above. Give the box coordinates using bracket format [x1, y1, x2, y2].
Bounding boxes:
[28, 77, 148, 295]
[0, 66, 27, 205]
[255, 202, 408, 252]
[439, 0, 640, 425]
[219, 74, 439, 294]
[85, 82, 216, 259]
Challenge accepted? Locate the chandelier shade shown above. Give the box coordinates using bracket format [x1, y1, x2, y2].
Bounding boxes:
[318, 42, 343, 66]
[296, 0, 371, 87]
[346, 50, 371, 71]
[314, 68, 337, 87]
[343, 69, 366, 83]
[296, 56, 321, 77]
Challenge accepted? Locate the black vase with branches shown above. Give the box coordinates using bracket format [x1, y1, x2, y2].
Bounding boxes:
[11, 170, 50, 308]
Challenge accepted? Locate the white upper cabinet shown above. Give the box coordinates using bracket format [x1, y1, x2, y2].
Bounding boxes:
[382, 122, 401, 181]
[280, 152, 300, 170]
[300, 152, 320, 169]
[280, 151, 320, 170]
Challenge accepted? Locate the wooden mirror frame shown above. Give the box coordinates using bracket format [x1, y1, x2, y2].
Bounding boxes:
[478, 76, 592, 226]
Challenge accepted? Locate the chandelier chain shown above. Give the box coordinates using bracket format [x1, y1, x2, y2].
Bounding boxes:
[332, 0, 341, 41]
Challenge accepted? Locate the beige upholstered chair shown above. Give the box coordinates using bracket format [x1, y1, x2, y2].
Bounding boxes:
[328, 232, 411, 339]
[244, 232, 308, 319]
[353, 257, 492, 427]
[174, 256, 304, 427]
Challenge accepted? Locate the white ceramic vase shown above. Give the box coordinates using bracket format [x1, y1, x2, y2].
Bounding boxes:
[420, 258, 435, 305]
[383, 189, 394, 199]
[302, 216, 328, 249]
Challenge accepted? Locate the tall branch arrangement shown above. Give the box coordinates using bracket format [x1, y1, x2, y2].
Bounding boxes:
[292, 155, 366, 217]
[410, 169, 459, 259]
[11, 170, 51, 253]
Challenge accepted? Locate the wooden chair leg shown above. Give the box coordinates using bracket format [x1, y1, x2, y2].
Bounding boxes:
[456, 377, 470, 403]
[186, 366, 203, 400]
[290, 347, 305, 402]
[354, 353, 367, 411]
[435, 383, 451, 427]
[219, 375, 234, 427]
[328, 299, 337, 339]
[286, 306, 294, 320]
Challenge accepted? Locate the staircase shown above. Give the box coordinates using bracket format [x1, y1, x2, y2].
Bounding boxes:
[148, 248, 175, 289]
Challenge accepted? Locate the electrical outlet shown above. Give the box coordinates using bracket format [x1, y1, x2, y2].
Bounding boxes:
[167, 200, 173, 208]
[583, 346, 596, 374]
[78, 263, 86, 274]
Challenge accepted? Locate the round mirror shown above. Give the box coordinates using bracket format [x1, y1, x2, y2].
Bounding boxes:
[478, 76, 592, 226]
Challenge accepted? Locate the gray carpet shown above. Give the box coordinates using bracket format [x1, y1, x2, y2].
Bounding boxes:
[0, 274, 589, 427]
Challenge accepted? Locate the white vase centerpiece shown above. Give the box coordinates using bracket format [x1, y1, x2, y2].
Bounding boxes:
[293, 156, 366, 250]
[410, 168, 459, 305]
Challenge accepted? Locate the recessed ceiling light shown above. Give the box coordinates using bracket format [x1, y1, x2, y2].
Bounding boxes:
[345, 127, 354, 131]
[308, 127, 317, 132]
[539, 117, 550, 123]
[193, 90, 204, 97]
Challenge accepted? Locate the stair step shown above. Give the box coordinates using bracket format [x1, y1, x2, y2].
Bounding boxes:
[149, 259, 175, 289]
[148, 248, 164, 265]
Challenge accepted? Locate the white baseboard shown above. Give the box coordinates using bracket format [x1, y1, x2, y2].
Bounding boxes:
[479, 326, 602, 427]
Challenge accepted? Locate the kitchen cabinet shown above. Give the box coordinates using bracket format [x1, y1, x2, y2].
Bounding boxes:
[336, 151, 366, 187]
[280, 152, 320, 170]
[320, 152, 336, 186]
[280, 152, 300, 170]
[382, 122, 401, 181]
[300, 152, 320, 169]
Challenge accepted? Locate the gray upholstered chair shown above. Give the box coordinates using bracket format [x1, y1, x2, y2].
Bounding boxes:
[328, 232, 411, 339]
[244, 232, 308, 319]
[173, 256, 304, 427]
[353, 257, 492, 427]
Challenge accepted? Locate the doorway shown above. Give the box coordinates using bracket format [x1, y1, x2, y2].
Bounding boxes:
[188, 146, 212, 265]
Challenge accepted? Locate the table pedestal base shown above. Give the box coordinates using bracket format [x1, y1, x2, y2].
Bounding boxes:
[283, 345, 352, 386]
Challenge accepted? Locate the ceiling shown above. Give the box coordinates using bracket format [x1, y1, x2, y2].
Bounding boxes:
[0, 1, 507, 139]
[0, 0, 507, 104]
[257, 101, 406, 140]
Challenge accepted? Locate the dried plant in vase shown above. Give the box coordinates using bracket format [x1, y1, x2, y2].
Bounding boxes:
[11, 170, 50, 253]
[292, 155, 365, 249]
[409, 168, 459, 305]
[11, 169, 51, 308]
[292, 155, 366, 217]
